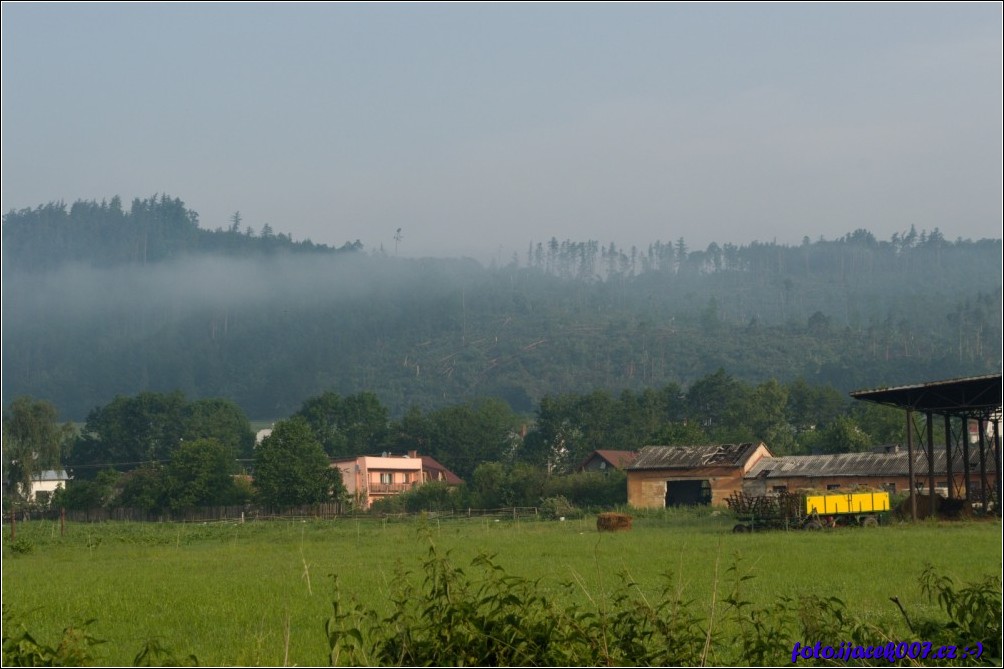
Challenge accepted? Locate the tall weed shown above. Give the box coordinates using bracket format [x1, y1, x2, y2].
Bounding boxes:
[326, 545, 1003, 667]
[2, 612, 198, 667]
[326, 538, 706, 666]
[1, 615, 104, 667]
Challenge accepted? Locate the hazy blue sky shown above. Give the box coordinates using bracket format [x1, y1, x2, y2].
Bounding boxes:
[2, 3, 1001, 261]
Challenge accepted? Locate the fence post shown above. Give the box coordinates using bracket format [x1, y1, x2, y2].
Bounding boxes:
[10, 509, 15, 540]
[61, 507, 66, 536]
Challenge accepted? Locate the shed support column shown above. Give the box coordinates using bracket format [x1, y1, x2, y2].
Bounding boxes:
[978, 418, 988, 511]
[907, 409, 916, 522]
[993, 414, 1002, 517]
[944, 414, 955, 499]
[927, 411, 936, 517]
[962, 418, 971, 502]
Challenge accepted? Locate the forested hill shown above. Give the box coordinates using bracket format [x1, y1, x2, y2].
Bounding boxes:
[3, 195, 1001, 420]
[1, 195, 361, 273]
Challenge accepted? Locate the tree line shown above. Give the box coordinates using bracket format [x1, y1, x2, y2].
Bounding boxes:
[3, 369, 910, 514]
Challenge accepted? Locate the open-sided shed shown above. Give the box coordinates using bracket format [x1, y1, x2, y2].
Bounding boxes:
[849, 374, 1002, 519]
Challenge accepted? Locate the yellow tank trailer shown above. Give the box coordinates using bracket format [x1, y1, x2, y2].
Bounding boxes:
[727, 490, 890, 532]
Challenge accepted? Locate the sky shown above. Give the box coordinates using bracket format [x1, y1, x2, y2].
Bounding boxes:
[2, 3, 1001, 262]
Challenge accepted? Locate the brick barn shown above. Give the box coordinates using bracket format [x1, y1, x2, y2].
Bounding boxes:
[626, 443, 773, 508]
[742, 447, 993, 498]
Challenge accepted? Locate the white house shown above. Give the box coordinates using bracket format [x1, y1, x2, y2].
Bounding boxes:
[255, 427, 273, 446]
[30, 469, 71, 502]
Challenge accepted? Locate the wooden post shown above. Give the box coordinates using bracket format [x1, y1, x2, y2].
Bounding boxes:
[10, 509, 15, 540]
[61, 507, 66, 537]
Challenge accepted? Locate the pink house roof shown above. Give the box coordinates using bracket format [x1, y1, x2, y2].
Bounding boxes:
[420, 455, 464, 485]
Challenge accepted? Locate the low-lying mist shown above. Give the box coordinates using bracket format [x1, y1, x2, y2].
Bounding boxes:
[4, 252, 488, 322]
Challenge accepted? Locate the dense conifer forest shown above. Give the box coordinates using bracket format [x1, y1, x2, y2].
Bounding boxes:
[3, 195, 1000, 421]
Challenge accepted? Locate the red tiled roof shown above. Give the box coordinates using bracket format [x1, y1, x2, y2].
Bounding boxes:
[578, 450, 639, 471]
[597, 450, 639, 469]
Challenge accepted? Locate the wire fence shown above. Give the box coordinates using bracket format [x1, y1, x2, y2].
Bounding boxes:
[4, 504, 547, 525]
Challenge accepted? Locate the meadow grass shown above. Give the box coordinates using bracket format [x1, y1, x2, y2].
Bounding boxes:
[2, 511, 1000, 666]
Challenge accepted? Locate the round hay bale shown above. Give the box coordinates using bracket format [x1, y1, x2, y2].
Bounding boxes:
[596, 512, 633, 532]
[894, 493, 955, 520]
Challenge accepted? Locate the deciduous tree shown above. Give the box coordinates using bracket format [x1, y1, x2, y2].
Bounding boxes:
[68, 391, 187, 478]
[253, 417, 341, 508]
[165, 438, 241, 511]
[2, 397, 72, 500]
[296, 391, 389, 458]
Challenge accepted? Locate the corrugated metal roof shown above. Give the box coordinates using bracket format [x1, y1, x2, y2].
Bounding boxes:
[628, 443, 764, 470]
[850, 374, 1001, 416]
[745, 450, 981, 480]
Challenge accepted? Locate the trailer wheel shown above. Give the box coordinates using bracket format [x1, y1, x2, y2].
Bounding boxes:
[861, 516, 878, 527]
[804, 520, 823, 531]
[732, 524, 749, 533]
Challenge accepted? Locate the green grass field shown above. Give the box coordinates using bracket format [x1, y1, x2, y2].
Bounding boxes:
[2, 510, 1000, 666]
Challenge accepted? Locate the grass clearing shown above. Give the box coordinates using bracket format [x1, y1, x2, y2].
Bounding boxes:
[2, 512, 1000, 666]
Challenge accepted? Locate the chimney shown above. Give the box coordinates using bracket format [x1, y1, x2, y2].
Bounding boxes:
[408, 450, 418, 459]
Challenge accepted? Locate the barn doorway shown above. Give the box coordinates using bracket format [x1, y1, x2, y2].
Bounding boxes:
[665, 480, 712, 506]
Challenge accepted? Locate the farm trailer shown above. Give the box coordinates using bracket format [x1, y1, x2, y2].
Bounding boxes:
[726, 490, 890, 532]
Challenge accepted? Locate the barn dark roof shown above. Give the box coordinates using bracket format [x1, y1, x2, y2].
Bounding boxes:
[745, 450, 979, 480]
[628, 443, 767, 470]
[850, 375, 1001, 418]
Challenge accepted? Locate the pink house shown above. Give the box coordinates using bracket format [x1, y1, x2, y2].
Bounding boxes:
[332, 450, 462, 510]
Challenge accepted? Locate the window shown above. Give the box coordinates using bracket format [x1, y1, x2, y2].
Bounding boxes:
[380, 472, 393, 484]
[772, 485, 788, 493]
[826, 484, 841, 491]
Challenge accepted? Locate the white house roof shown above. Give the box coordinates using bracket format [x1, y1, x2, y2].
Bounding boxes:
[33, 469, 70, 482]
